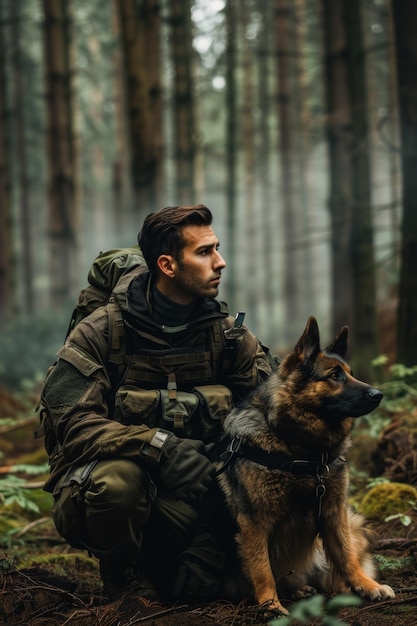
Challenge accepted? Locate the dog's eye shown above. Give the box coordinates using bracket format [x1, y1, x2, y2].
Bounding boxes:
[330, 369, 343, 381]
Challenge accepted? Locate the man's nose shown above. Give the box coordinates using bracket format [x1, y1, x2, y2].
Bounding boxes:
[214, 250, 226, 269]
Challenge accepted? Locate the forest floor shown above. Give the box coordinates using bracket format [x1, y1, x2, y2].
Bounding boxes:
[1, 386, 417, 626]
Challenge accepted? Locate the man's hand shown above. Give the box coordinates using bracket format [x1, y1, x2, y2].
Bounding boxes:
[157, 434, 215, 503]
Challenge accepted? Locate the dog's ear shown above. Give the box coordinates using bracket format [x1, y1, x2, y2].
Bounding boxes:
[279, 317, 321, 377]
[294, 316, 321, 362]
[325, 326, 349, 358]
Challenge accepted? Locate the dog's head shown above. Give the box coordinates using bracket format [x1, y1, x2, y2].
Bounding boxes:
[278, 316, 383, 420]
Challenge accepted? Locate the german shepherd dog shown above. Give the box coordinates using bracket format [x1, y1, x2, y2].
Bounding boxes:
[218, 317, 395, 614]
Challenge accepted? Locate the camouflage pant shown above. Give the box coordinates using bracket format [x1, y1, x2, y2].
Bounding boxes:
[52, 459, 199, 595]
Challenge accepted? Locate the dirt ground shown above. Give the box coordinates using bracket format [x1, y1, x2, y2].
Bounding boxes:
[1, 505, 417, 625]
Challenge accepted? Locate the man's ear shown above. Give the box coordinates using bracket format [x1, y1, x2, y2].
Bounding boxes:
[156, 254, 177, 278]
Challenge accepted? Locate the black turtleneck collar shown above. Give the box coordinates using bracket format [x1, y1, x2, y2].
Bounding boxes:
[151, 286, 201, 327]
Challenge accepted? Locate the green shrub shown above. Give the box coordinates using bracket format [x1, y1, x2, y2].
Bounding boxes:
[358, 482, 417, 520]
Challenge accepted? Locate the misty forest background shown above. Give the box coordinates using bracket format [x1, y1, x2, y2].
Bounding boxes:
[1, 0, 417, 394]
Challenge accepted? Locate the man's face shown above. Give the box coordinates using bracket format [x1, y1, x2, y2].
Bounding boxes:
[159, 224, 227, 304]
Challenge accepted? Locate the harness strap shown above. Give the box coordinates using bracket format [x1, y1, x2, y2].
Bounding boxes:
[217, 436, 346, 476]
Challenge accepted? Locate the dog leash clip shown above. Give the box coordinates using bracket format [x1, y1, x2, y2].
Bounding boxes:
[316, 477, 326, 520]
[216, 436, 242, 476]
[316, 456, 329, 521]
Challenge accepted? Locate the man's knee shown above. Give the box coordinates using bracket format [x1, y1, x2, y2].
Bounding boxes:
[53, 459, 155, 550]
[83, 459, 155, 523]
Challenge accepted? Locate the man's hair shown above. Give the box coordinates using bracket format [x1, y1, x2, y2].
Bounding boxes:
[138, 204, 213, 275]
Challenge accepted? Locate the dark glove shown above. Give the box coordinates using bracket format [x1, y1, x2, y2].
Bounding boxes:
[157, 434, 215, 503]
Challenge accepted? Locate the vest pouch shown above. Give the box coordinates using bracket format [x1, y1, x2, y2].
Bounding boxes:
[114, 385, 161, 426]
[160, 389, 198, 437]
[193, 385, 233, 441]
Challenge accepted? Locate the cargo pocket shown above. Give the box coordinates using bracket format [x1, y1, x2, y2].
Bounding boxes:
[193, 385, 233, 442]
[114, 386, 161, 426]
[52, 461, 98, 550]
[160, 390, 199, 437]
[52, 483, 85, 549]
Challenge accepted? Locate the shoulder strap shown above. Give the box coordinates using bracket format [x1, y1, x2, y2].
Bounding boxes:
[105, 298, 128, 387]
[222, 312, 246, 371]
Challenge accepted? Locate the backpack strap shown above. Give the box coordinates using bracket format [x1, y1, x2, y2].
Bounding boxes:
[105, 297, 128, 389]
[107, 297, 125, 355]
[221, 312, 246, 372]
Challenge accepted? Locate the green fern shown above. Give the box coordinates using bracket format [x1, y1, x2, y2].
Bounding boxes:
[269, 594, 363, 626]
[0, 476, 41, 514]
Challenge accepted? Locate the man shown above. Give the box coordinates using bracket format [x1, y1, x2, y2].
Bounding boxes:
[41, 204, 273, 603]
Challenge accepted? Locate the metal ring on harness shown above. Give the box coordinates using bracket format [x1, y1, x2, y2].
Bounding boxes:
[215, 436, 242, 476]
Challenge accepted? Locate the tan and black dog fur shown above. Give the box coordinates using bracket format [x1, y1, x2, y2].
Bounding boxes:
[218, 316, 395, 614]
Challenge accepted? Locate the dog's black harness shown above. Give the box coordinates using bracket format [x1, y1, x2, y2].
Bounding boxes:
[216, 436, 347, 523]
[217, 436, 345, 474]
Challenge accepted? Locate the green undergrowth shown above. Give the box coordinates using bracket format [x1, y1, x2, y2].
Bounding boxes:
[375, 554, 414, 574]
[269, 594, 363, 626]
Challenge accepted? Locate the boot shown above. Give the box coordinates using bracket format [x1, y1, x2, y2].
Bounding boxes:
[100, 558, 160, 602]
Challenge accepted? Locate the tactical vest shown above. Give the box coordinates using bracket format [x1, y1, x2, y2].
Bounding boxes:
[100, 295, 245, 443]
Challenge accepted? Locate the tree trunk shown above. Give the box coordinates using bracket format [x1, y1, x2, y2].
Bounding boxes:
[275, 0, 299, 341]
[257, 0, 277, 345]
[225, 0, 238, 314]
[322, 0, 355, 336]
[344, 0, 378, 377]
[144, 0, 163, 211]
[112, 0, 133, 236]
[170, 0, 197, 204]
[10, 1, 34, 314]
[43, 0, 80, 309]
[323, 0, 378, 378]
[241, 1, 257, 326]
[117, 0, 157, 219]
[294, 0, 315, 317]
[0, 2, 14, 323]
[385, 0, 401, 278]
[392, 0, 417, 366]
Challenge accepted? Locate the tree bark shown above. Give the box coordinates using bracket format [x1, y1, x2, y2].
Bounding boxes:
[241, 0, 257, 326]
[144, 0, 163, 211]
[0, 1, 14, 323]
[43, 0, 80, 309]
[170, 0, 197, 204]
[275, 0, 299, 341]
[322, 0, 355, 335]
[322, 0, 378, 378]
[117, 0, 157, 218]
[225, 0, 238, 314]
[391, 0, 417, 367]
[344, 0, 378, 376]
[10, 1, 34, 314]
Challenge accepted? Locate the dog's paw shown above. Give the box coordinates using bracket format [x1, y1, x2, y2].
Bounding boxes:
[260, 599, 289, 615]
[292, 585, 317, 600]
[354, 583, 395, 601]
